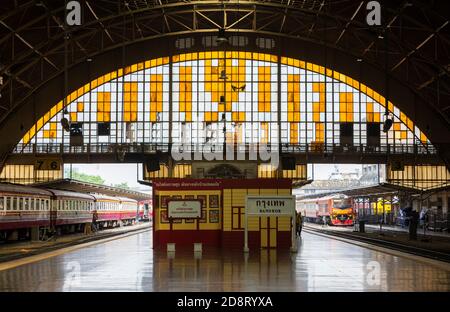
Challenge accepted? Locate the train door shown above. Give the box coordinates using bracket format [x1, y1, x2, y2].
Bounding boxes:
[260, 216, 277, 248]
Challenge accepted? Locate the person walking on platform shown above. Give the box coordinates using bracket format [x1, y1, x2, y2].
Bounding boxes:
[296, 211, 303, 236]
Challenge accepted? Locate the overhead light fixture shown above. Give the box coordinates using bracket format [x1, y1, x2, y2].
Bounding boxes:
[382, 113, 393, 133]
[86, 58, 93, 62]
[216, 28, 228, 45]
[357, 58, 363, 62]
[378, 34, 384, 39]
[60, 117, 70, 132]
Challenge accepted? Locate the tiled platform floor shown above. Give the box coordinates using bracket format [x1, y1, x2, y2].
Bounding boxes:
[0, 231, 449, 291]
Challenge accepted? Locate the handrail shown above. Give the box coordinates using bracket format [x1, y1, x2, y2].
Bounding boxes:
[11, 142, 438, 155]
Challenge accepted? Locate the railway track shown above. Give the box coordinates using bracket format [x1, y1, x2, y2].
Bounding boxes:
[303, 225, 450, 263]
[0, 225, 151, 264]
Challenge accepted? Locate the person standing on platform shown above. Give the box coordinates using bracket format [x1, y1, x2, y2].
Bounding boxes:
[409, 209, 419, 240]
[296, 211, 303, 236]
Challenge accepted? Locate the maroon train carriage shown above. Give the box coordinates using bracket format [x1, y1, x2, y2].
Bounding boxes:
[0, 183, 97, 240]
[0, 183, 53, 240]
[93, 194, 138, 228]
[0, 183, 140, 241]
[118, 197, 139, 225]
[50, 189, 95, 234]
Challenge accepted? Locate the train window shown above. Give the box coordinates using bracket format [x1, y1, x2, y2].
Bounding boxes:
[18, 198, 23, 210]
[24, 198, 30, 211]
[6, 197, 10, 210]
[0, 197, 4, 211]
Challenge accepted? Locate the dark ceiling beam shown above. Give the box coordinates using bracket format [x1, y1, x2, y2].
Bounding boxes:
[0, 3, 445, 117]
[226, 10, 254, 30]
[157, 0, 172, 32]
[0, 1, 448, 134]
[307, 0, 325, 35]
[335, 1, 364, 45]
[391, 20, 449, 72]
[0, 20, 58, 70]
[0, 0, 36, 23]
[278, 0, 291, 32]
[86, 1, 115, 43]
[418, 66, 449, 90]
[195, 10, 222, 29]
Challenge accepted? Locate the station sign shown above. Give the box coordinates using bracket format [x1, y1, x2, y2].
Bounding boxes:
[168, 200, 201, 219]
[34, 158, 62, 171]
[246, 196, 295, 216]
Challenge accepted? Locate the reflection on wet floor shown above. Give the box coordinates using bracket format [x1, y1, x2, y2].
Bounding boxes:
[0, 231, 449, 291]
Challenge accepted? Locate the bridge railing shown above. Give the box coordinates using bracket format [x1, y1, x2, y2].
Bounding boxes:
[11, 143, 437, 155]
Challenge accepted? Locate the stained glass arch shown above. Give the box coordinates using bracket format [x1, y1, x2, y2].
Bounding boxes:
[17, 51, 431, 152]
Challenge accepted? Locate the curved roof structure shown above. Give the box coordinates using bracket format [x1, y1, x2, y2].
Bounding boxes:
[0, 0, 449, 165]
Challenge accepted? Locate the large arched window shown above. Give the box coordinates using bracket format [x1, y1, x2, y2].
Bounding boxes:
[17, 51, 431, 152]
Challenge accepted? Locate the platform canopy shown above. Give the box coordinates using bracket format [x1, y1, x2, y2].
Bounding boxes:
[297, 182, 426, 200]
[32, 178, 151, 201]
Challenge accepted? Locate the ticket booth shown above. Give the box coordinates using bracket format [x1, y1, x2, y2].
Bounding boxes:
[152, 178, 294, 250]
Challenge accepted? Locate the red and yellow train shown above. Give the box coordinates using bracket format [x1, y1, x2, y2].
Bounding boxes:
[296, 194, 354, 226]
[0, 183, 138, 241]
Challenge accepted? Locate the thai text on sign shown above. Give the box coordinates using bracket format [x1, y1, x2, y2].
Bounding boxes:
[168, 200, 201, 218]
[246, 196, 295, 215]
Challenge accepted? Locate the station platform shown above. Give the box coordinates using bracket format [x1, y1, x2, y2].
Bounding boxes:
[0, 223, 150, 263]
[364, 224, 450, 238]
[0, 229, 449, 291]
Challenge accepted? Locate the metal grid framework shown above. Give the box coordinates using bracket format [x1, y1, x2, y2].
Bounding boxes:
[0, 0, 449, 165]
[15, 51, 432, 154]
